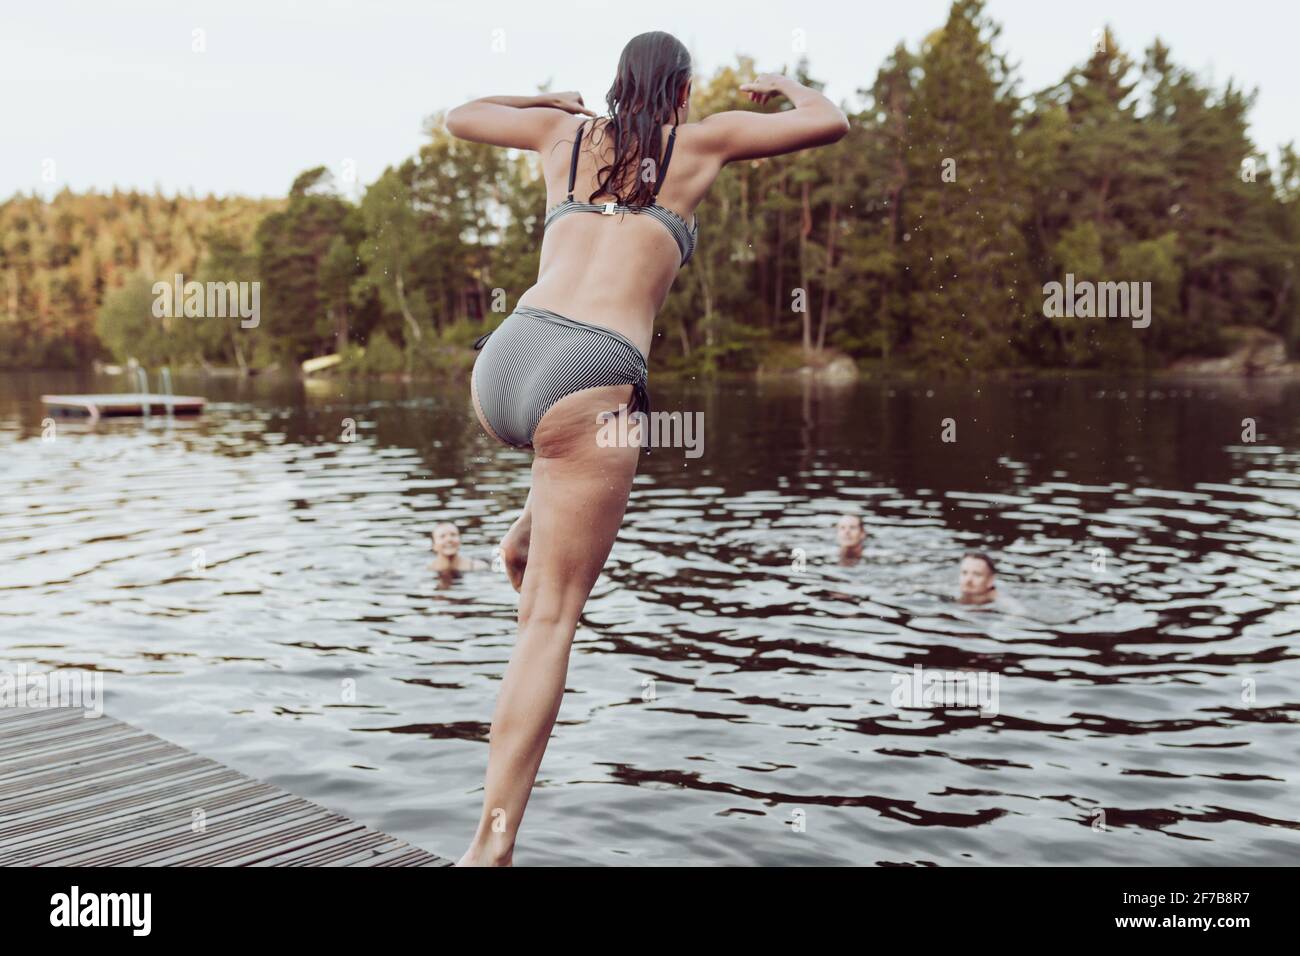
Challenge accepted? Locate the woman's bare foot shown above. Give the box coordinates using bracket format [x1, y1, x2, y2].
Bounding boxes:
[454, 847, 514, 867]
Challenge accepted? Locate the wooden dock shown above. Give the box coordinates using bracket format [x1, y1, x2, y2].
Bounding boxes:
[41, 393, 206, 420]
[0, 708, 450, 867]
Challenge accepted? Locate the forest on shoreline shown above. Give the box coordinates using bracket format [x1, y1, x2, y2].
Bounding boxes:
[3, 0, 1298, 378]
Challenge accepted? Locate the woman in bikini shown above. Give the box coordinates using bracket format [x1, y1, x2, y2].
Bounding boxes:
[445, 30, 848, 865]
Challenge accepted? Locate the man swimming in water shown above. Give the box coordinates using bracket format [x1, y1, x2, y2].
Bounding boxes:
[836, 513, 867, 565]
[431, 522, 489, 573]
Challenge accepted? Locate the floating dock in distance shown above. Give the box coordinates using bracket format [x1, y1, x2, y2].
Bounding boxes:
[301, 353, 342, 376]
[0, 707, 451, 867]
[41, 393, 207, 420]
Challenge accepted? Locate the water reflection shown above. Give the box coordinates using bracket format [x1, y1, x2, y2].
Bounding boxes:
[1, 370, 1297, 865]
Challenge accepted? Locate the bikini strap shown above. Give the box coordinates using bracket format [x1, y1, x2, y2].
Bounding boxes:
[566, 120, 586, 201]
[652, 125, 678, 198]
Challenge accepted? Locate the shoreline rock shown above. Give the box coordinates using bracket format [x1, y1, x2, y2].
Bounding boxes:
[756, 347, 861, 382]
[1167, 329, 1299, 379]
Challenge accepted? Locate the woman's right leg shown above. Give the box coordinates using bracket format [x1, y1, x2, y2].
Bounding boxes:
[458, 384, 640, 866]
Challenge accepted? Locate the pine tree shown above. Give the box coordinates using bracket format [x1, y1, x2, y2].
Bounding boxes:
[899, 0, 1032, 371]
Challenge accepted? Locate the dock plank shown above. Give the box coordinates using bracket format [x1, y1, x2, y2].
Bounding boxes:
[0, 709, 450, 867]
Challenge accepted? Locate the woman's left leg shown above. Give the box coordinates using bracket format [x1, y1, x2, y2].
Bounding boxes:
[498, 488, 533, 590]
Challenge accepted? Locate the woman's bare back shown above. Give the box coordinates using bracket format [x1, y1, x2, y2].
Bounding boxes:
[520, 118, 721, 357]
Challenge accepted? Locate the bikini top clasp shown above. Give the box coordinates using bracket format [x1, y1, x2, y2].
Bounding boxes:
[544, 118, 699, 266]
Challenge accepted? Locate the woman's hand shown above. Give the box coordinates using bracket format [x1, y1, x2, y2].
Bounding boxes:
[696, 73, 848, 163]
[536, 91, 596, 116]
[739, 73, 792, 106]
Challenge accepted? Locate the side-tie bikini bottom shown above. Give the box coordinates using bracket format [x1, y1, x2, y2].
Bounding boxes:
[471, 305, 650, 449]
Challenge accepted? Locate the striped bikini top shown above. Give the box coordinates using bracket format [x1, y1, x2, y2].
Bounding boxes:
[543, 119, 699, 267]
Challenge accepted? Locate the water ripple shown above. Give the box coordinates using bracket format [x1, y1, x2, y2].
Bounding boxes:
[1, 372, 1297, 864]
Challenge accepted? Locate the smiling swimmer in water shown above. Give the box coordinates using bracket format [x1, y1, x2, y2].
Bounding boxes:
[431, 522, 489, 573]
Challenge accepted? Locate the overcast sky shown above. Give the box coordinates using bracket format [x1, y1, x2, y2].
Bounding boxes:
[4, 0, 1297, 200]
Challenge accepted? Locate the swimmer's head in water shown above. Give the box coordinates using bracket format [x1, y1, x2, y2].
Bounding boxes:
[958, 552, 997, 604]
[432, 523, 461, 558]
[836, 514, 866, 550]
[599, 31, 693, 208]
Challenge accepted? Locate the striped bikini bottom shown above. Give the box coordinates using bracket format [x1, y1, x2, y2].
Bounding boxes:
[471, 305, 650, 449]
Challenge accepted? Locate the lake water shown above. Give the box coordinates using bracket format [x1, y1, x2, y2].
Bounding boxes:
[2, 369, 1297, 865]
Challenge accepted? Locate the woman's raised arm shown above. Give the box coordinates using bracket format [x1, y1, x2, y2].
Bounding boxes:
[695, 74, 849, 163]
[444, 92, 595, 151]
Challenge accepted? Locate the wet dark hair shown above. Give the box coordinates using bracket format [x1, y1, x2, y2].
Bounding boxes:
[962, 551, 996, 575]
[587, 31, 692, 208]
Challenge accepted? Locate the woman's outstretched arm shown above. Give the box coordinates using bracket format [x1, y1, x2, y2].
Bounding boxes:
[696, 73, 849, 163]
[444, 91, 595, 151]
